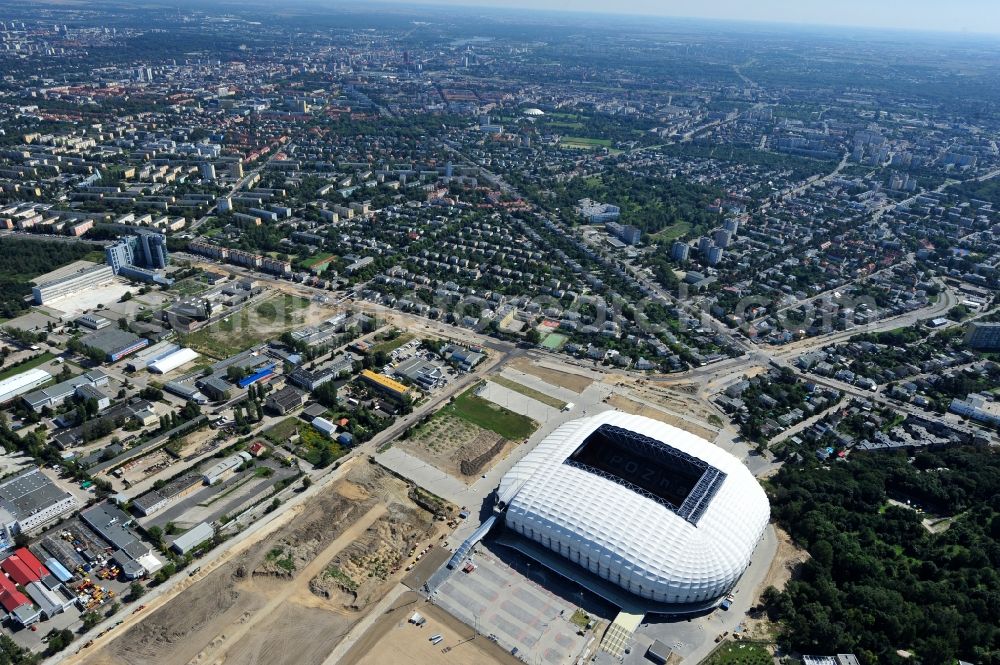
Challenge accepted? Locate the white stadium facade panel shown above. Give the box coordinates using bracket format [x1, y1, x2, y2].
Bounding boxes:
[498, 411, 769, 605]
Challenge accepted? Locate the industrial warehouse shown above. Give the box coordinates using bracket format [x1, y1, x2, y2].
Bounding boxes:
[0, 368, 52, 404]
[147, 347, 199, 374]
[0, 468, 78, 551]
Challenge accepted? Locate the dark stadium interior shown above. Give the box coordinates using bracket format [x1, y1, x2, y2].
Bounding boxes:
[566, 424, 709, 508]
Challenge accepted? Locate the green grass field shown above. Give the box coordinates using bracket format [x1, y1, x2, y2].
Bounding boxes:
[560, 136, 612, 149]
[182, 295, 306, 359]
[702, 642, 773, 665]
[441, 384, 537, 440]
[540, 332, 568, 350]
[181, 314, 266, 359]
[301, 253, 334, 271]
[263, 417, 300, 445]
[569, 609, 590, 629]
[545, 120, 585, 130]
[254, 294, 309, 322]
[489, 375, 567, 410]
[0, 352, 55, 382]
[169, 278, 210, 297]
[369, 332, 415, 357]
[652, 220, 692, 241]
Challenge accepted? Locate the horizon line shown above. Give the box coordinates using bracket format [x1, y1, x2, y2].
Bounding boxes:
[345, 0, 1000, 38]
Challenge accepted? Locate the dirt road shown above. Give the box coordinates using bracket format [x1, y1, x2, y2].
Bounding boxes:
[339, 591, 523, 665]
[75, 463, 438, 665]
[188, 504, 387, 665]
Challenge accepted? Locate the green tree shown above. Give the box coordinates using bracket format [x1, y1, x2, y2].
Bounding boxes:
[44, 628, 73, 655]
[128, 581, 146, 601]
[81, 611, 101, 630]
[313, 381, 338, 409]
[147, 525, 164, 547]
[153, 562, 176, 585]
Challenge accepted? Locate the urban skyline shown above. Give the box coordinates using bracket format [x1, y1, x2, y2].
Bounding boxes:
[0, 2, 996, 664]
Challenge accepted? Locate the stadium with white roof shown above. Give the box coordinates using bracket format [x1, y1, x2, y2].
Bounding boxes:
[495, 411, 769, 608]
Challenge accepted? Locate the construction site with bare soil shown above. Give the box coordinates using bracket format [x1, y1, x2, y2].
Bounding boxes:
[397, 412, 516, 481]
[78, 458, 451, 665]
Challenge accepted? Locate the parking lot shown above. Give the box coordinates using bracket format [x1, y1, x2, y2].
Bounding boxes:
[477, 381, 560, 424]
[9, 597, 83, 652]
[432, 542, 601, 665]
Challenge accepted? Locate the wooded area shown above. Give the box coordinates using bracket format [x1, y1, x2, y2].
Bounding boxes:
[0, 239, 96, 319]
[764, 447, 1000, 664]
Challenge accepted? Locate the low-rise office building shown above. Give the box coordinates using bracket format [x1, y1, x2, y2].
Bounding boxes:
[289, 366, 335, 391]
[22, 369, 109, 413]
[202, 452, 252, 485]
[950, 394, 1000, 427]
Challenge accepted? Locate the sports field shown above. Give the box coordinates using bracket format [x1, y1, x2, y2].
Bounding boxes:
[540, 332, 568, 350]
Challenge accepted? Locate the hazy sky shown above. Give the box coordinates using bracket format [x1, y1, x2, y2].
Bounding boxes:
[385, 0, 1000, 35]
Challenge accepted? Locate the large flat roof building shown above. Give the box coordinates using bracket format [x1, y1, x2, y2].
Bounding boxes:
[264, 385, 304, 415]
[965, 322, 1000, 351]
[497, 412, 769, 608]
[80, 503, 153, 579]
[32, 264, 114, 305]
[394, 357, 444, 390]
[0, 368, 52, 404]
[79, 328, 149, 362]
[0, 467, 77, 551]
[360, 369, 410, 401]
